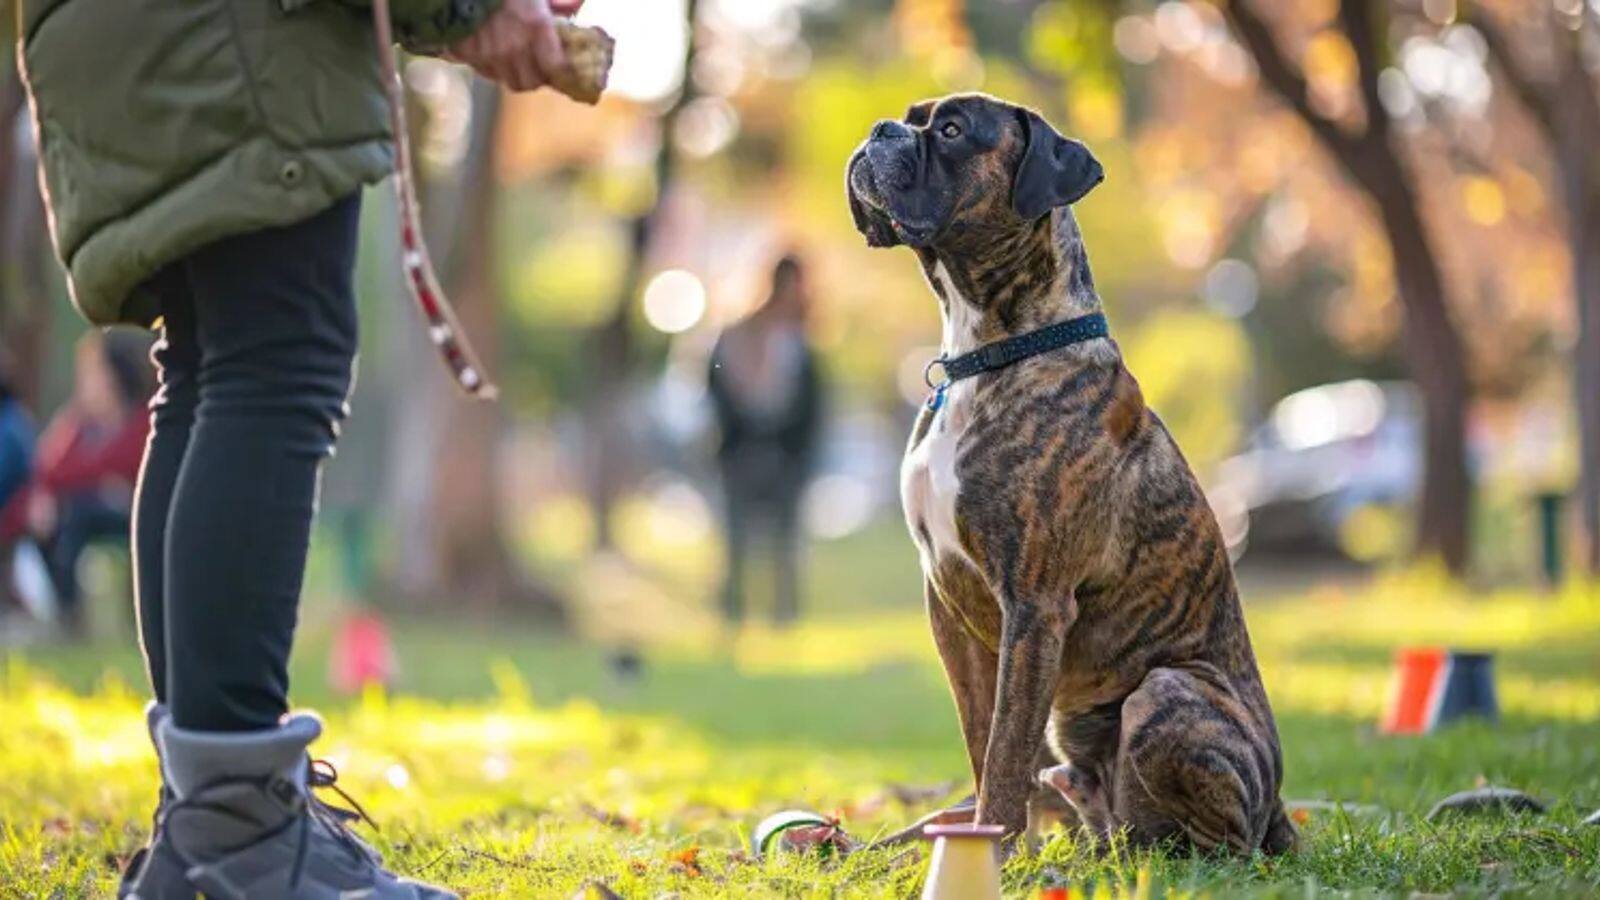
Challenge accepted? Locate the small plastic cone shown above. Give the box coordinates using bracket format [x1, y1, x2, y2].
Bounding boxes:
[921, 823, 1003, 900]
[331, 611, 397, 696]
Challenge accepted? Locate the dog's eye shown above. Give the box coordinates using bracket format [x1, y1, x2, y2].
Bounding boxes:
[939, 122, 962, 140]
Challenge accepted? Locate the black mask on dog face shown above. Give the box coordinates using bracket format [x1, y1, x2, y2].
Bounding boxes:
[846, 94, 1104, 249]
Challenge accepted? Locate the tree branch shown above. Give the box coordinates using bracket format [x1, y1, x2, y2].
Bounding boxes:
[1464, 4, 1560, 141]
[1224, 0, 1364, 163]
[1338, 0, 1389, 139]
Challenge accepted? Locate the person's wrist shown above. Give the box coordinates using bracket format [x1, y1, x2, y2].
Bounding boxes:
[396, 0, 506, 56]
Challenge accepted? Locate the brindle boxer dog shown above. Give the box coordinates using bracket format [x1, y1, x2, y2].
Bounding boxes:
[847, 94, 1296, 855]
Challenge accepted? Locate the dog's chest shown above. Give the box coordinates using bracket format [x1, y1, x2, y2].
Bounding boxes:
[902, 261, 988, 585]
[900, 384, 976, 580]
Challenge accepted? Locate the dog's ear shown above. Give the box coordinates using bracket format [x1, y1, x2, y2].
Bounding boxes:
[848, 175, 902, 248]
[1011, 108, 1104, 221]
[904, 100, 937, 128]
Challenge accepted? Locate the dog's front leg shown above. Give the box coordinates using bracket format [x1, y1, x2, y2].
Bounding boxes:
[927, 581, 998, 791]
[978, 597, 1071, 839]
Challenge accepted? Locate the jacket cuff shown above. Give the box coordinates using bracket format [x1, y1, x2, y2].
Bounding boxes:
[393, 0, 503, 55]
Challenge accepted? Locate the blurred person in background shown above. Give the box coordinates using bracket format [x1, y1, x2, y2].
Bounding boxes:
[0, 353, 35, 534]
[0, 332, 152, 636]
[0, 353, 38, 615]
[708, 254, 826, 628]
[17, 0, 586, 895]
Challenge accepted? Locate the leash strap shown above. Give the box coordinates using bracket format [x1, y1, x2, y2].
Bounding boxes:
[371, 0, 497, 399]
[923, 311, 1109, 411]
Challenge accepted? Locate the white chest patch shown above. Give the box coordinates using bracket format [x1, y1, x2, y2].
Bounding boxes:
[901, 262, 984, 581]
[901, 384, 973, 579]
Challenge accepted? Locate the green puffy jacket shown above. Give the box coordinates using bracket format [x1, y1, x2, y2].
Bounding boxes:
[17, 0, 498, 327]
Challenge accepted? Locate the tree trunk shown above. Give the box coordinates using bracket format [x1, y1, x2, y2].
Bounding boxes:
[1569, 182, 1600, 576]
[1224, 0, 1475, 574]
[1344, 142, 1465, 570]
[582, 0, 701, 550]
[1469, 8, 1600, 575]
[1362, 156, 1474, 572]
[386, 80, 565, 621]
[581, 220, 645, 551]
[0, 70, 53, 411]
[1555, 43, 1600, 577]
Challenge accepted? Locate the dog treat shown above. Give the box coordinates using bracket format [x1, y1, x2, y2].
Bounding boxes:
[550, 20, 615, 105]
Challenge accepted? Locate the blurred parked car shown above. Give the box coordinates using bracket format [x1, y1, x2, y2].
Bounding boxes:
[1210, 380, 1422, 560]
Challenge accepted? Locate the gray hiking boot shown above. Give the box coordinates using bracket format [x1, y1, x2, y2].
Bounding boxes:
[119, 702, 190, 899]
[155, 711, 456, 900]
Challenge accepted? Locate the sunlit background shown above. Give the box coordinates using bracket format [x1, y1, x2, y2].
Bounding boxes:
[4, 2, 1600, 893]
[0, 0, 1594, 657]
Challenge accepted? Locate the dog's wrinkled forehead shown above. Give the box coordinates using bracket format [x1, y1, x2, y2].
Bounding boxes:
[905, 95, 1015, 147]
[907, 94, 1025, 186]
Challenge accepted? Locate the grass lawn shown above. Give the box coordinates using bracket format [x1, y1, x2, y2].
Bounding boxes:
[3, 521, 1599, 897]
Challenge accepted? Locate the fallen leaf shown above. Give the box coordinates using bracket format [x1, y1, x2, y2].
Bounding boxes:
[667, 846, 703, 878]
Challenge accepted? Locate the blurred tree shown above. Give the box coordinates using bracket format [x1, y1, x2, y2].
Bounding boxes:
[1465, 2, 1600, 575]
[582, 0, 701, 550]
[0, 37, 54, 412]
[1223, 0, 1474, 573]
[388, 78, 566, 621]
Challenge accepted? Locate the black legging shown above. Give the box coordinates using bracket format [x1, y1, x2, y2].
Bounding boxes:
[132, 195, 360, 732]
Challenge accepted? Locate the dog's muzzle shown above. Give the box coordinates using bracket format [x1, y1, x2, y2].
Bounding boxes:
[853, 122, 941, 245]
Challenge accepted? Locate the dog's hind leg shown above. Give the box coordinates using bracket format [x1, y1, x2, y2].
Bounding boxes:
[1028, 740, 1085, 845]
[1111, 667, 1277, 854]
[1261, 801, 1298, 855]
[1036, 702, 1120, 842]
[1037, 761, 1108, 839]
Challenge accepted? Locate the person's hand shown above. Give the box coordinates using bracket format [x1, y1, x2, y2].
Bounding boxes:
[448, 0, 587, 92]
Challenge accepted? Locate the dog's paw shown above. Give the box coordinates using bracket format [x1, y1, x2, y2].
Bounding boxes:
[1038, 764, 1092, 805]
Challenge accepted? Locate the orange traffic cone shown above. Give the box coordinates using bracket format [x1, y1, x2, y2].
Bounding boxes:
[330, 610, 397, 695]
[921, 823, 1004, 900]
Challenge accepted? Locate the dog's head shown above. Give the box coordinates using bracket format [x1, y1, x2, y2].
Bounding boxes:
[846, 94, 1103, 249]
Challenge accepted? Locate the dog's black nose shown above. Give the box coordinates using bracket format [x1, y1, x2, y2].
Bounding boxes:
[870, 119, 914, 143]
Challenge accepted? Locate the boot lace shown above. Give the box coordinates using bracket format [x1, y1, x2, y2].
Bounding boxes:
[291, 758, 383, 885]
[308, 759, 379, 832]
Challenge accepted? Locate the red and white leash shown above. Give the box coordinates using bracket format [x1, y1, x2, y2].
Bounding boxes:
[371, 0, 497, 399]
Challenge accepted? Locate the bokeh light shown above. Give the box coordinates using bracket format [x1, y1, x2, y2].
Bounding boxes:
[642, 269, 708, 334]
[575, 0, 690, 102]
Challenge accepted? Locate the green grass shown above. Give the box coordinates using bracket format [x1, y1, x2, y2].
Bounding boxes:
[3, 522, 1600, 897]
